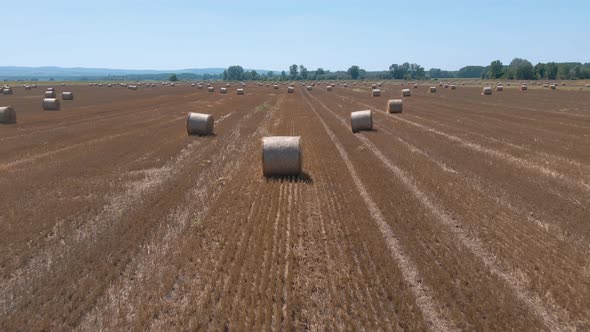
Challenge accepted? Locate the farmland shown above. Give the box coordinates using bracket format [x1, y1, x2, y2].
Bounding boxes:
[1, 81, 589, 330]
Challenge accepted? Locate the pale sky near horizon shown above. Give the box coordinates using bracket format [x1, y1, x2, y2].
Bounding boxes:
[3, 0, 589, 71]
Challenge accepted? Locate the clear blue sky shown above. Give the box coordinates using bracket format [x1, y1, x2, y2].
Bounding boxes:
[3, 0, 589, 71]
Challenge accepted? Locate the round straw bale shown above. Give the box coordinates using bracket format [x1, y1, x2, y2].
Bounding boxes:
[191, 83, 195, 87]
[443, 84, 449, 88]
[128, 85, 138, 90]
[198, 84, 203, 89]
[306, 86, 313, 91]
[496, 85, 504, 91]
[45, 90, 56, 98]
[262, 136, 302, 176]
[24, 85, 31, 90]
[413, 84, 418, 88]
[237, 88, 244, 95]
[107, 83, 112, 87]
[47, 87, 55, 91]
[208, 86, 214, 92]
[62, 92, 74, 100]
[327, 86, 333, 91]
[350, 110, 373, 133]
[388, 99, 403, 113]
[288, 86, 295, 93]
[402, 88, 411, 97]
[550, 84, 556, 90]
[220, 87, 227, 94]
[450, 85, 456, 90]
[0, 106, 16, 124]
[43, 98, 61, 111]
[372, 89, 381, 97]
[520, 84, 528, 91]
[371, 84, 377, 89]
[186, 112, 214, 135]
[2, 88, 13, 95]
[482, 87, 492, 95]
[273, 84, 279, 89]
[429, 86, 437, 93]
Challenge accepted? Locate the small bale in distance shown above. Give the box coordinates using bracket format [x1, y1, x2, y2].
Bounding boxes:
[372, 89, 381, 97]
[429, 86, 437, 93]
[288, 87, 295, 93]
[482, 87, 492, 95]
[62, 92, 74, 100]
[402, 89, 411, 97]
[208, 86, 215, 92]
[306, 86, 313, 91]
[186, 112, 214, 136]
[550, 84, 557, 90]
[521, 84, 528, 91]
[388, 99, 403, 113]
[237, 88, 244, 95]
[450, 85, 456, 90]
[2, 88, 13, 95]
[0, 106, 17, 124]
[327, 86, 333, 91]
[43, 98, 61, 111]
[128, 85, 138, 90]
[496, 85, 504, 91]
[350, 110, 373, 133]
[45, 90, 56, 98]
[273, 84, 279, 89]
[262, 136, 302, 177]
[220, 87, 227, 94]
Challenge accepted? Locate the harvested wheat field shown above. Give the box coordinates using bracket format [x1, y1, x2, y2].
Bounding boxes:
[1, 82, 590, 331]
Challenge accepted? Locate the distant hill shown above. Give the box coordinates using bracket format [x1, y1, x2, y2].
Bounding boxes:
[0, 66, 274, 80]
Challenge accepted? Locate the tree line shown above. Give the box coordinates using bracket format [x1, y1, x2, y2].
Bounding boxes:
[219, 60, 590, 82]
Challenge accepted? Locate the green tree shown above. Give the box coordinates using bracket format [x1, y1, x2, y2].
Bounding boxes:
[557, 63, 571, 79]
[348, 65, 360, 79]
[508, 58, 535, 80]
[412, 64, 426, 79]
[169, 74, 178, 81]
[487, 60, 504, 79]
[280, 71, 287, 81]
[299, 65, 308, 79]
[534, 63, 546, 79]
[315, 68, 325, 76]
[289, 64, 298, 80]
[225, 66, 245, 81]
[389, 64, 404, 79]
[545, 62, 558, 79]
[457, 66, 486, 78]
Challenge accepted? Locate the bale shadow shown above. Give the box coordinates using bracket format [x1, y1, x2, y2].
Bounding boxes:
[353, 128, 379, 134]
[189, 133, 217, 138]
[264, 171, 314, 184]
